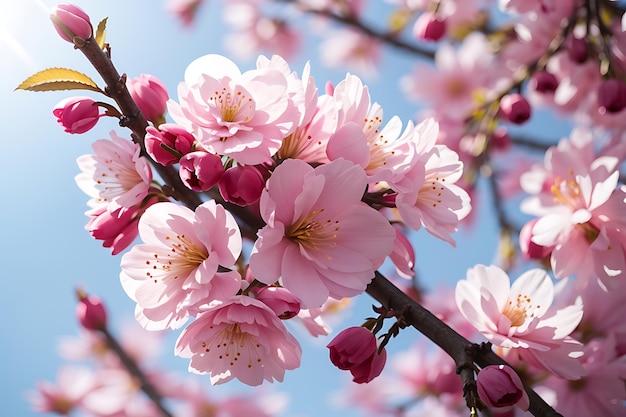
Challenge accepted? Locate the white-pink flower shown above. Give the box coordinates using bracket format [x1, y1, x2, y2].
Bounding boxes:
[168, 54, 299, 165]
[521, 132, 626, 288]
[392, 119, 471, 246]
[455, 264, 586, 379]
[120, 201, 242, 331]
[175, 295, 302, 386]
[249, 158, 396, 308]
[75, 131, 152, 209]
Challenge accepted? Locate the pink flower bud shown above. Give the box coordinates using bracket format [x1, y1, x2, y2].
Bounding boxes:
[327, 326, 387, 383]
[53, 96, 102, 134]
[126, 74, 169, 124]
[85, 193, 161, 255]
[413, 12, 446, 42]
[530, 70, 559, 94]
[491, 128, 511, 151]
[256, 286, 301, 319]
[499, 93, 531, 124]
[567, 36, 588, 64]
[519, 219, 553, 260]
[76, 290, 107, 331]
[145, 124, 195, 166]
[218, 165, 267, 206]
[50, 3, 92, 42]
[179, 151, 223, 192]
[477, 365, 529, 410]
[597, 78, 626, 114]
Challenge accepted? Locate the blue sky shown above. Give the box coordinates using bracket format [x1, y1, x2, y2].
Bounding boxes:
[0, 1, 573, 417]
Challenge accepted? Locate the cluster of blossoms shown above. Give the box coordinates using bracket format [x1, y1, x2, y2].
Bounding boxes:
[27, 1, 626, 417]
[64, 40, 470, 385]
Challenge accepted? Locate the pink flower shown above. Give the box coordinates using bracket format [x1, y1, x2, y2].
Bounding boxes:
[537, 336, 626, 417]
[393, 120, 471, 246]
[327, 326, 387, 383]
[249, 158, 396, 308]
[29, 366, 96, 414]
[320, 29, 381, 79]
[53, 96, 102, 134]
[126, 73, 169, 124]
[218, 164, 267, 206]
[75, 291, 107, 331]
[168, 54, 299, 165]
[520, 132, 626, 288]
[75, 131, 153, 210]
[455, 264, 586, 379]
[476, 365, 530, 410]
[145, 124, 195, 166]
[178, 151, 224, 192]
[50, 3, 92, 42]
[85, 193, 161, 255]
[166, 0, 204, 27]
[175, 295, 302, 386]
[120, 201, 242, 330]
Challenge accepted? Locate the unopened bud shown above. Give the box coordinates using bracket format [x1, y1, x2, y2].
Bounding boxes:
[50, 3, 93, 43]
[499, 93, 531, 124]
[477, 365, 529, 410]
[76, 289, 107, 331]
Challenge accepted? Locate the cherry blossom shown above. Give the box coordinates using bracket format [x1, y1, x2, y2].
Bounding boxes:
[520, 132, 626, 288]
[120, 201, 242, 330]
[455, 264, 586, 379]
[249, 158, 396, 308]
[175, 295, 302, 385]
[75, 131, 153, 210]
[167, 53, 299, 165]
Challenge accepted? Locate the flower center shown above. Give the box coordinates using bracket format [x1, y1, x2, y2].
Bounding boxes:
[145, 234, 208, 282]
[202, 324, 262, 368]
[550, 176, 584, 210]
[502, 293, 541, 327]
[285, 209, 339, 250]
[209, 86, 254, 124]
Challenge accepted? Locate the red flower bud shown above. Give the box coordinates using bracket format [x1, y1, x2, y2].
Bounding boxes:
[597, 78, 626, 114]
[126, 74, 169, 124]
[327, 326, 386, 383]
[477, 365, 529, 410]
[50, 3, 92, 43]
[530, 71, 559, 94]
[53, 96, 102, 134]
[179, 151, 224, 191]
[218, 165, 267, 206]
[255, 286, 301, 319]
[499, 93, 531, 124]
[76, 290, 107, 331]
[413, 12, 446, 42]
[145, 124, 195, 166]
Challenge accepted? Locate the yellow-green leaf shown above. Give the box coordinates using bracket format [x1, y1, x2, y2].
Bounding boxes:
[95, 17, 108, 50]
[15, 67, 103, 93]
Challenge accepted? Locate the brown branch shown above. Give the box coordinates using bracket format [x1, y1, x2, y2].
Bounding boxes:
[283, 0, 436, 60]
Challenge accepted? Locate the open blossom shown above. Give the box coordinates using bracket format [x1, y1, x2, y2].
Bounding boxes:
[327, 74, 416, 184]
[168, 53, 299, 165]
[392, 119, 471, 246]
[249, 158, 396, 308]
[120, 201, 242, 330]
[75, 131, 152, 209]
[455, 265, 586, 379]
[520, 131, 626, 288]
[29, 366, 96, 415]
[175, 295, 302, 386]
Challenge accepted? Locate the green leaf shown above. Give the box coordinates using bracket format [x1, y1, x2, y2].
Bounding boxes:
[15, 67, 103, 93]
[95, 17, 108, 50]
